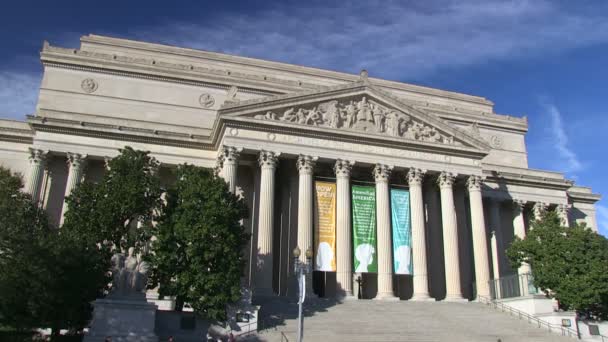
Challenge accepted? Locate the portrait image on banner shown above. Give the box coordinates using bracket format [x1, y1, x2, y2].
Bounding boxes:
[314, 181, 337, 271]
[390, 188, 412, 275]
[351, 185, 377, 273]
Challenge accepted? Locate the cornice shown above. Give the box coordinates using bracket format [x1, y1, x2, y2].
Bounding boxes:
[27, 115, 215, 150]
[0, 120, 34, 144]
[567, 188, 601, 204]
[50, 36, 494, 107]
[482, 169, 573, 190]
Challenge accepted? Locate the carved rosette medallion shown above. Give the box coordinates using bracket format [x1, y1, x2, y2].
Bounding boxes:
[296, 155, 317, 175]
[406, 168, 425, 186]
[437, 171, 456, 188]
[258, 151, 280, 169]
[250, 96, 460, 146]
[81, 78, 98, 93]
[490, 135, 503, 148]
[466, 175, 483, 191]
[373, 164, 392, 183]
[334, 159, 354, 178]
[199, 93, 215, 108]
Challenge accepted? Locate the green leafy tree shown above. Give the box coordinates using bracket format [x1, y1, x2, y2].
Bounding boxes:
[0, 167, 104, 335]
[507, 210, 608, 319]
[0, 167, 51, 330]
[151, 165, 249, 320]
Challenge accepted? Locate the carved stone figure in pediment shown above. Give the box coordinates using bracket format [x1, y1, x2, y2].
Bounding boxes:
[250, 95, 462, 146]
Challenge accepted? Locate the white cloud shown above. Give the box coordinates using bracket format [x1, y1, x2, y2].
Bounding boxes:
[131, 0, 608, 80]
[541, 103, 583, 174]
[596, 204, 608, 237]
[0, 71, 41, 120]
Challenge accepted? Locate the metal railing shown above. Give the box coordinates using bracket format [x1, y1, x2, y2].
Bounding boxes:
[477, 295, 582, 339]
[488, 273, 539, 300]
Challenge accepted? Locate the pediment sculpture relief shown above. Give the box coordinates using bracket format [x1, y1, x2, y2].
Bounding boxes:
[253, 97, 461, 145]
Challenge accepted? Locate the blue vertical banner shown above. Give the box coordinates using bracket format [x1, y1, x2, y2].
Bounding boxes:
[390, 188, 412, 275]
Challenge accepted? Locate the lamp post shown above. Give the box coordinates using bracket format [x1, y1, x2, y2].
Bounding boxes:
[293, 246, 313, 342]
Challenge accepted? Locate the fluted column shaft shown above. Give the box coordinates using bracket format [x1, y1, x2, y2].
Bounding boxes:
[438, 172, 463, 301]
[512, 200, 531, 277]
[490, 232, 501, 299]
[255, 151, 280, 297]
[217, 146, 242, 193]
[467, 176, 491, 298]
[374, 164, 396, 300]
[408, 169, 431, 300]
[297, 155, 316, 296]
[25, 148, 47, 203]
[335, 160, 354, 297]
[60, 153, 86, 225]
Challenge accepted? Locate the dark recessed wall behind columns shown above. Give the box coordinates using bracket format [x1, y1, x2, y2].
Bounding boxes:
[425, 179, 445, 300]
[455, 184, 474, 300]
[272, 159, 299, 297]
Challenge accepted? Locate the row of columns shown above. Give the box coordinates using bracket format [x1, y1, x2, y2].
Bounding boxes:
[216, 147, 493, 301]
[25, 149, 86, 225]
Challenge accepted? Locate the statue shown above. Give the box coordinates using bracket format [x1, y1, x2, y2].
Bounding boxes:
[343, 101, 356, 128]
[385, 111, 401, 137]
[356, 97, 374, 122]
[280, 108, 297, 122]
[305, 107, 323, 126]
[110, 247, 150, 298]
[296, 108, 308, 124]
[371, 104, 385, 133]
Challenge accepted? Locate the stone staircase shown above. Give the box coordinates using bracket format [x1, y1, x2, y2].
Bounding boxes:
[252, 297, 575, 342]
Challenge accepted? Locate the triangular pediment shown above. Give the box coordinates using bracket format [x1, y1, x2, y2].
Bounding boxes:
[219, 79, 491, 152]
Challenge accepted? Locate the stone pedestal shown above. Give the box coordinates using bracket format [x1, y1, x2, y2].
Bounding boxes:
[84, 298, 158, 342]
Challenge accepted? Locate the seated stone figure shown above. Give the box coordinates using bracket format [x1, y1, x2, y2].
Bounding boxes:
[109, 247, 150, 299]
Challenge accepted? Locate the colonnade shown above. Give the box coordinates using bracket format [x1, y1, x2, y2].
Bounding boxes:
[23, 145, 572, 301]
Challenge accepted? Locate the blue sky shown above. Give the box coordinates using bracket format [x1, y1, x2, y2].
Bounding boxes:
[1, 1, 607, 234]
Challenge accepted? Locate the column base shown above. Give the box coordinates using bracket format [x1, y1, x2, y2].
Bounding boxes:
[374, 293, 400, 301]
[443, 295, 468, 302]
[411, 294, 435, 301]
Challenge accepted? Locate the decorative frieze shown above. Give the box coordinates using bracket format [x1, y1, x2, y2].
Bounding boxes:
[252, 96, 459, 145]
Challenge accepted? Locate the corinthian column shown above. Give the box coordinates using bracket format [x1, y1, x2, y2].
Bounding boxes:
[438, 172, 463, 301]
[25, 148, 48, 203]
[374, 164, 397, 300]
[217, 146, 242, 193]
[254, 150, 280, 297]
[335, 159, 354, 298]
[467, 176, 491, 298]
[533, 202, 548, 221]
[557, 204, 571, 227]
[296, 154, 317, 296]
[512, 199, 531, 296]
[407, 168, 432, 301]
[60, 153, 86, 225]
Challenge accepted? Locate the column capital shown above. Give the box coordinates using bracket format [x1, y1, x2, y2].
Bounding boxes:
[334, 159, 354, 178]
[466, 175, 484, 191]
[512, 199, 526, 214]
[373, 164, 393, 183]
[557, 203, 571, 226]
[437, 171, 457, 188]
[28, 148, 48, 165]
[296, 155, 318, 175]
[221, 146, 242, 164]
[66, 152, 87, 169]
[258, 151, 280, 169]
[406, 168, 426, 186]
[533, 202, 549, 220]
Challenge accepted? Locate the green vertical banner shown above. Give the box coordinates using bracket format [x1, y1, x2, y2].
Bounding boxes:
[351, 185, 377, 273]
[390, 188, 412, 275]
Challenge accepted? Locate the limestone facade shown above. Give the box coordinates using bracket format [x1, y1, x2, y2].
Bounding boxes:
[0, 35, 601, 300]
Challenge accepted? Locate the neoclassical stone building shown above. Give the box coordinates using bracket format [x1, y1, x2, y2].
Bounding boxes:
[0, 35, 600, 302]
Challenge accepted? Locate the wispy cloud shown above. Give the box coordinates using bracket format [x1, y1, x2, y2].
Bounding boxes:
[132, 0, 608, 80]
[596, 204, 608, 237]
[0, 71, 41, 120]
[541, 103, 583, 174]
